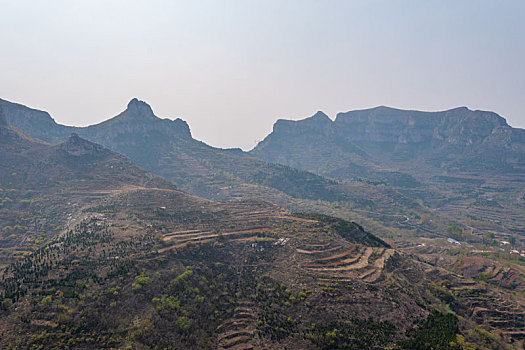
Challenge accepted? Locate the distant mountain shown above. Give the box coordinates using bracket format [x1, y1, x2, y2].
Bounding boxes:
[1, 98, 191, 170]
[3, 98, 452, 240]
[250, 107, 525, 237]
[249, 110, 420, 187]
[0, 108, 175, 195]
[0, 98, 380, 202]
[251, 106, 525, 177]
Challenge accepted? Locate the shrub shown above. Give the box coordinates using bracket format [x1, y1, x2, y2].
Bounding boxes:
[132, 273, 151, 291]
[41, 295, 52, 306]
[175, 316, 190, 330]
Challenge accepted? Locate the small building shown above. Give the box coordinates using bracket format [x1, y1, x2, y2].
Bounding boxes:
[447, 238, 460, 245]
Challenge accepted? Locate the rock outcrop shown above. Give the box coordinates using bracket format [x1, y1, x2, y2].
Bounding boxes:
[251, 106, 525, 176]
[334, 106, 508, 148]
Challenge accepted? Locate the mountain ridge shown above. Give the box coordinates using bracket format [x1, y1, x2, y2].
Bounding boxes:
[0, 98, 355, 201]
[251, 105, 525, 174]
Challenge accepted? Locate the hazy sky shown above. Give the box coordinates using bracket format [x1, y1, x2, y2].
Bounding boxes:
[1, 1, 524, 150]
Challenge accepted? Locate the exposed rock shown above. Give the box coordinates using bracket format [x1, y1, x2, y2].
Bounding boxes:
[251, 106, 525, 175]
[334, 106, 508, 147]
[126, 98, 155, 118]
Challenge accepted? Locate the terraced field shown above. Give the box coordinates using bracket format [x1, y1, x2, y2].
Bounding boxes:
[297, 242, 395, 284]
[1, 186, 520, 348]
[403, 241, 525, 345]
[450, 280, 525, 341]
[216, 301, 257, 350]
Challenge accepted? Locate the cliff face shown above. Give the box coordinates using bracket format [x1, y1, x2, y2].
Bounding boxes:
[252, 111, 355, 172]
[0, 107, 15, 140]
[334, 106, 508, 148]
[251, 106, 525, 176]
[333, 106, 525, 172]
[0, 105, 41, 146]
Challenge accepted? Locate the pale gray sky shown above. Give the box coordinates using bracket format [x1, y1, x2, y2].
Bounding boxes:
[1, 0, 524, 150]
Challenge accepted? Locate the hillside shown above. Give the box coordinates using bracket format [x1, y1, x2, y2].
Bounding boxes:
[251, 107, 525, 240]
[0, 114, 174, 266]
[1, 106, 523, 349]
[4, 98, 524, 244]
[0, 185, 521, 348]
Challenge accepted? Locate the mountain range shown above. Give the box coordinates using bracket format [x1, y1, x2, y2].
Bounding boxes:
[1, 97, 524, 348]
[1, 98, 444, 239]
[3, 97, 524, 236]
[1, 98, 345, 200]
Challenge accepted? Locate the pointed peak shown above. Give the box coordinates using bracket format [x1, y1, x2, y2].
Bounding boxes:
[125, 98, 155, 117]
[127, 98, 143, 108]
[272, 110, 332, 134]
[64, 132, 92, 146]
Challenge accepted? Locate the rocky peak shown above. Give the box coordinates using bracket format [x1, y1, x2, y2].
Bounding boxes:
[78, 98, 193, 143]
[125, 98, 155, 118]
[61, 133, 106, 156]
